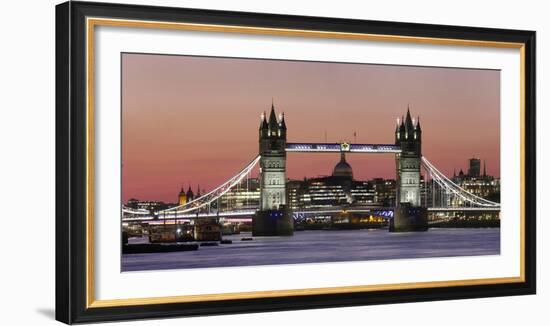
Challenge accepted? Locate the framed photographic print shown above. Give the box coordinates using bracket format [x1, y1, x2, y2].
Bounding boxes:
[55, 1, 536, 324]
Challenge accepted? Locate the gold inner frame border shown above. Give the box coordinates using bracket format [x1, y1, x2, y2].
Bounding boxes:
[85, 17, 526, 309]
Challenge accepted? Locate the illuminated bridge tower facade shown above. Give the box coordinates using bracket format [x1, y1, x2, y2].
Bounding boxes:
[253, 103, 294, 236]
[392, 107, 428, 232]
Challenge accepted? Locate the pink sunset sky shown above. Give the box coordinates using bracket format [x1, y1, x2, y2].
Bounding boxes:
[122, 53, 500, 204]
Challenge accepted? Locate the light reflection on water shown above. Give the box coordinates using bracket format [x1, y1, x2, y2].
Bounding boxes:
[122, 228, 500, 272]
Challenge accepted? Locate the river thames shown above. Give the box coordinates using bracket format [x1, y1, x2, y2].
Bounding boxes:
[122, 228, 500, 272]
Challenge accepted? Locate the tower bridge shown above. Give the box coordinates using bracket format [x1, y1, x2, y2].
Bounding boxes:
[124, 103, 500, 235]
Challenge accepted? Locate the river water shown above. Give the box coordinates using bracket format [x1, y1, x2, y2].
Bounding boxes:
[122, 228, 500, 272]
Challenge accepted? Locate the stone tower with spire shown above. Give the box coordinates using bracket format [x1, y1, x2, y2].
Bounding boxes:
[395, 106, 422, 206]
[392, 106, 427, 231]
[254, 101, 293, 236]
[185, 186, 194, 202]
[178, 186, 187, 206]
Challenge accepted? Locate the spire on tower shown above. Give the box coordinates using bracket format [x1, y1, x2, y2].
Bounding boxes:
[186, 185, 194, 201]
[483, 160, 487, 177]
[268, 102, 278, 130]
[405, 105, 414, 131]
[280, 112, 287, 130]
[178, 185, 188, 205]
[262, 112, 268, 127]
[398, 114, 406, 140]
[395, 117, 402, 142]
[415, 116, 422, 131]
[259, 111, 268, 130]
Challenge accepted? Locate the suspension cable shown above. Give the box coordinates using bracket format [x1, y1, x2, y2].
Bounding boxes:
[421, 157, 499, 207]
[156, 155, 261, 217]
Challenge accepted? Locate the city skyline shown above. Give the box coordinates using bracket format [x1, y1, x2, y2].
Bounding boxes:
[122, 53, 500, 203]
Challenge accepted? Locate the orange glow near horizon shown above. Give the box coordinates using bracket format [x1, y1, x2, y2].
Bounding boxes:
[122, 53, 500, 203]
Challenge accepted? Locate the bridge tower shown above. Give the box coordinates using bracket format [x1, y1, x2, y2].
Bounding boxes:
[253, 103, 294, 236]
[392, 107, 428, 232]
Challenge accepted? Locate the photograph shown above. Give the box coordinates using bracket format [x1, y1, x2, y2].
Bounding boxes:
[48, 0, 537, 324]
[120, 53, 502, 271]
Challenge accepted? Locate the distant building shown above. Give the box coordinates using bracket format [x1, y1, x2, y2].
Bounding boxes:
[178, 186, 187, 205]
[451, 159, 500, 203]
[218, 178, 260, 211]
[333, 152, 353, 178]
[370, 178, 397, 207]
[185, 186, 195, 202]
[287, 180, 302, 210]
[350, 181, 376, 205]
[468, 157, 481, 177]
[287, 152, 396, 209]
[126, 198, 173, 213]
[176, 185, 198, 206]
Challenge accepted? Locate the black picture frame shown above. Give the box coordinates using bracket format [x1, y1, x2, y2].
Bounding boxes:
[56, 1, 536, 324]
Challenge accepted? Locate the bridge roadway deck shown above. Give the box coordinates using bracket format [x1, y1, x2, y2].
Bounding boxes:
[123, 206, 500, 222]
[285, 142, 401, 153]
